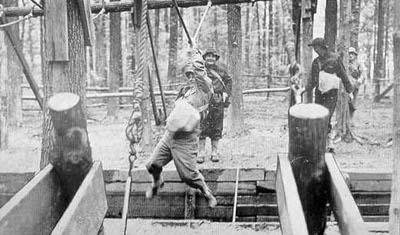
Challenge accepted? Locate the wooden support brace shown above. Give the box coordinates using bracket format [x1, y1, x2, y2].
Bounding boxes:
[51, 162, 108, 235]
[0, 164, 67, 234]
[275, 155, 308, 235]
[184, 187, 196, 219]
[325, 153, 368, 235]
[232, 167, 240, 223]
[0, 17, 43, 109]
[77, 0, 95, 46]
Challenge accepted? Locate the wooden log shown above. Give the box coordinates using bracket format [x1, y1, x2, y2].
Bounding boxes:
[51, 162, 108, 235]
[3, 0, 273, 17]
[48, 93, 93, 201]
[0, 165, 67, 234]
[325, 153, 368, 235]
[288, 103, 330, 234]
[275, 155, 308, 235]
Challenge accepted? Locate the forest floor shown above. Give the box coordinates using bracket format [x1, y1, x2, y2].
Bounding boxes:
[0, 91, 392, 173]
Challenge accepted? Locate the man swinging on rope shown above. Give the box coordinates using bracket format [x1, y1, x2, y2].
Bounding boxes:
[145, 49, 217, 208]
[198, 48, 232, 163]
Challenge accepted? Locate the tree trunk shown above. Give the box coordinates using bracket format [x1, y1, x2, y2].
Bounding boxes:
[0, 29, 8, 150]
[325, 0, 337, 51]
[302, 1, 314, 103]
[289, 103, 329, 235]
[335, 0, 352, 140]
[213, 10, 218, 49]
[94, 9, 107, 86]
[374, 0, 385, 102]
[5, 0, 22, 127]
[227, 4, 244, 135]
[389, 0, 400, 233]
[244, 5, 250, 72]
[255, 3, 262, 69]
[41, 0, 88, 168]
[108, 0, 122, 120]
[262, 1, 267, 72]
[154, 9, 160, 58]
[167, 7, 178, 87]
[268, 1, 273, 78]
[350, 0, 360, 49]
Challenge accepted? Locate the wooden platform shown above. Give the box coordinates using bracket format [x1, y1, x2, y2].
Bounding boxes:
[0, 167, 392, 223]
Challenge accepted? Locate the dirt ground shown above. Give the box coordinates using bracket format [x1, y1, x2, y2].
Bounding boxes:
[0, 92, 392, 173]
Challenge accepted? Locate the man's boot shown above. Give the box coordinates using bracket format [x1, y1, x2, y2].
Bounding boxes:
[145, 174, 164, 199]
[210, 140, 220, 162]
[197, 138, 206, 164]
[203, 186, 217, 208]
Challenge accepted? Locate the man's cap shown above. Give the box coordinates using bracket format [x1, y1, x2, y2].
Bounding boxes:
[308, 37, 328, 48]
[349, 47, 358, 55]
[202, 48, 220, 61]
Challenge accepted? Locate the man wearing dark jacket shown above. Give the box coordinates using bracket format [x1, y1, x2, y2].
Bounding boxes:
[198, 48, 232, 163]
[306, 38, 353, 151]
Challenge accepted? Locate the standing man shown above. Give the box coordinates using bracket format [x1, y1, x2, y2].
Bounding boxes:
[348, 47, 364, 126]
[198, 48, 232, 163]
[145, 50, 217, 208]
[305, 38, 354, 151]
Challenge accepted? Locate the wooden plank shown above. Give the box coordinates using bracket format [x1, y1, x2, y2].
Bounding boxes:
[326, 153, 368, 235]
[345, 170, 392, 180]
[358, 204, 389, 215]
[349, 180, 391, 192]
[275, 155, 308, 235]
[0, 172, 34, 194]
[51, 162, 108, 235]
[362, 216, 389, 222]
[122, 168, 265, 183]
[77, 0, 94, 46]
[0, 164, 66, 235]
[352, 192, 391, 204]
[106, 181, 257, 196]
[236, 204, 278, 216]
[195, 205, 233, 221]
[256, 180, 275, 191]
[44, 0, 68, 61]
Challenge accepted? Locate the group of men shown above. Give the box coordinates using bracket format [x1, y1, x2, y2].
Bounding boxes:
[306, 37, 364, 150]
[144, 37, 365, 209]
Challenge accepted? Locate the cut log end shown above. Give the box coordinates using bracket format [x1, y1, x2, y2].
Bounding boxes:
[48, 93, 80, 112]
[289, 103, 329, 120]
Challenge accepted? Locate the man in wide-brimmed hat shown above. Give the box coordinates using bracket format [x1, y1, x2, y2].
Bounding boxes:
[306, 37, 354, 152]
[198, 48, 232, 163]
[145, 49, 217, 208]
[348, 47, 364, 126]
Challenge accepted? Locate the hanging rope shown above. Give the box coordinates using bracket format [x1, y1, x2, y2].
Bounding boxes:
[193, 0, 212, 44]
[0, 5, 35, 29]
[125, 0, 148, 171]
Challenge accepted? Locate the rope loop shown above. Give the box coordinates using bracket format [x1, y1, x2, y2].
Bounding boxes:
[93, 0, 107, 20]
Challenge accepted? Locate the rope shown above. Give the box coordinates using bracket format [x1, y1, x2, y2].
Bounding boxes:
[0, 5, 35, 29]
[30, 0, 43, 9]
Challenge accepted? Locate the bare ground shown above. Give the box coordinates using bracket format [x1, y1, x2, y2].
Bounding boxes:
[0, 93, 392, 173]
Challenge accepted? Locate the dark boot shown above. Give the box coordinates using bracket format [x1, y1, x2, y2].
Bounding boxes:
[145, 174, 164, 199]
[203, 186, 217, 208]
[210, 140, 220, 162]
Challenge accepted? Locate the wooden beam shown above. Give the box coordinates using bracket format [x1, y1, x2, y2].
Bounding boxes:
[51, 162, 108, 235]
[44, 0, 68, 61]
[0, 164, 67, 234]
[0, 18, 43, 109]
[275, 155, 308, 235]
[325, 153, 368, 235]
[3, 0, 271, 17]
[77, 0, 95, 46]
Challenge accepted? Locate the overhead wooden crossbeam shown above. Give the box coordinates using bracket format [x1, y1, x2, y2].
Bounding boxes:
[3, 0, 271, 17]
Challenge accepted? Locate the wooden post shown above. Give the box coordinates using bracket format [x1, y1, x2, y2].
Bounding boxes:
[184, 187, 196, 219]
[0, 29, 8, 149]
[301, 0, 315, 103]
[48, 93, 93, 201]
[288, 103, 329, 234]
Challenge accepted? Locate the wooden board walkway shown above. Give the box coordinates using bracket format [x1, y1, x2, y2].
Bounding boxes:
[0, 166, 393, 223]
